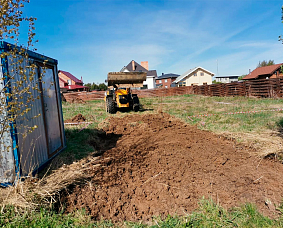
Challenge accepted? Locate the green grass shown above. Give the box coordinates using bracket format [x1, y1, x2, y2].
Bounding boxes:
[140, 94, 283, 134]
[0, 206, 115, 227]
[62, 100, 107, 128]
[2, 199, 283, 227]
[63, 95, 283, 135]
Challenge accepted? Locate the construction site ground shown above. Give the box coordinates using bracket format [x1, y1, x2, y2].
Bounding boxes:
[60, 112, 283, 222]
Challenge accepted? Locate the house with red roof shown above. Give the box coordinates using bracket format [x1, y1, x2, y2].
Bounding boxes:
[243, 63, 283, 80]
[58, 70, 89, 92]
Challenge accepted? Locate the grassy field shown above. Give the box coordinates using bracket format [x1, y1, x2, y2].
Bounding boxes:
[63, 94, 283, 134]
[62, 94, 283, 157]
[2, 94, 283, 227]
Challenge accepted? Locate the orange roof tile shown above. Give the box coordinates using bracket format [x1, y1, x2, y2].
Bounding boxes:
[243, 63, 283, 80]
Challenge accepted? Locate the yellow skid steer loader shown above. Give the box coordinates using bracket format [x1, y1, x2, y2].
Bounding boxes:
[104, 72, 147, 114]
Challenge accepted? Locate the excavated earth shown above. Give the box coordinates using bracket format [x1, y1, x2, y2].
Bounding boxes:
[65, 113, 86, 123]
[62, 113, 283, 222]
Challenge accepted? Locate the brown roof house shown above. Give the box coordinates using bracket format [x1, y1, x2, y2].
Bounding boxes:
[243, 63, 283, 80]
[156, 73, 180, 88]
[58, 70, 89, 92]
[120, 60, 157, 89]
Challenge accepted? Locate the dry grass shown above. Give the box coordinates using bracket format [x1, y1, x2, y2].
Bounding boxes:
[0, 153, 109, 211]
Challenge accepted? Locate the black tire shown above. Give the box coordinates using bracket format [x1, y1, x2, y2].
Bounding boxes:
[106, 97, 116, 114]
[133, 96, 140, 112]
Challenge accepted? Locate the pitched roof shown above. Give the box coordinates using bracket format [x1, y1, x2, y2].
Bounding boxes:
[174, 67, 214, 83]
[59, 70, 83, 83]
[123, 60, 148, 73]
[243, 63, 283, 80]
[157, 73, 180, 79]
[147, 70, 157, 77]
[121, 60, 157, 77]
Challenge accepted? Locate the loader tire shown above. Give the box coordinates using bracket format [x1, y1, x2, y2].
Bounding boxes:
[106, 97, 116, 114]
[133, 96, 140, 112]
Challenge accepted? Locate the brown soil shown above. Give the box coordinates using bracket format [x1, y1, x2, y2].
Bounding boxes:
[62, 113, 283, 222]
[65, 113, 86, 123]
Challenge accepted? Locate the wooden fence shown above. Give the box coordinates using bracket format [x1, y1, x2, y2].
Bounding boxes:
[62, 78, 283, 102]
[193, 78, 283, 98]
[63, 86, 194, 102]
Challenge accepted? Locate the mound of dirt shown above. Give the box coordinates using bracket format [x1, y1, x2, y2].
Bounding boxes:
[62, 113, 283, 222]
[65, 113, 86, 123]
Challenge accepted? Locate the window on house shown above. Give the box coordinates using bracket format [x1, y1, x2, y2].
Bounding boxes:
[159, 80, 162, 83]
[200, 72, 204, 76]
[165, 85, 168, 88]
[165, 79, 167, 83]
[67, 79, 71, 85]
[203, 82, 207, 85]
[194, 73, 197, 76]
[179, 81, 186, 87]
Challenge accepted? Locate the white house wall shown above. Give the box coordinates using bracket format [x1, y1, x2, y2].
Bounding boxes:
[0, 63, 15, 184]
[143, 76, 156, 89]
[184, 70, 213, 86]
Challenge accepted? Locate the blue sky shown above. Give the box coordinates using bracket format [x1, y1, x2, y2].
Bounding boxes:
[18, 0, 283, 83]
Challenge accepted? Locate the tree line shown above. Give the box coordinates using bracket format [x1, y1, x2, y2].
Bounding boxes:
[84, 82, 108, 91]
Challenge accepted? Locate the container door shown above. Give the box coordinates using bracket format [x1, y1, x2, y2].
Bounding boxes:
[40, 66, 63, 157]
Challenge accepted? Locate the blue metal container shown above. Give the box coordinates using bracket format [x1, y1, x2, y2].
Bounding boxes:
[0, 42, 66, 186]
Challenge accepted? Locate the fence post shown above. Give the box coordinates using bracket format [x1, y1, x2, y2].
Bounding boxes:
[276, 78, 281, 98]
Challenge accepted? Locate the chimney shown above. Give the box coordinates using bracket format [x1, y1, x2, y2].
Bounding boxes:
[132, 60, 135, 71]
[81, 76, 83, 82]
[249, 69, 251, 74]
[162, 73, 164, 75]
[141, 61, 148, 70]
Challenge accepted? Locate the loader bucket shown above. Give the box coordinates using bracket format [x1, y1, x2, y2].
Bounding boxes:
[107, 72, 147, 87]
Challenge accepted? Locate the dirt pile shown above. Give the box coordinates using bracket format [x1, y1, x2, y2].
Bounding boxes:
[65, 113, 86, 123]
[62, 113, 283, 222]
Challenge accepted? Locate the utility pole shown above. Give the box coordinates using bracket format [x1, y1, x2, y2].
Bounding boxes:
[219, 59, 221, 76]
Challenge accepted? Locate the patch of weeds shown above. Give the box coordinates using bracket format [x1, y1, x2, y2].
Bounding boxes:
[0, 206, 95, 228]
[151, 215, 183, 227]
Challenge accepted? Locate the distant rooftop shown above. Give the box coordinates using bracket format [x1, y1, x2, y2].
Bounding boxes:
[157, 73, 180, 79]
[214, 75, 239, 78]
[59, 70, 83, 83]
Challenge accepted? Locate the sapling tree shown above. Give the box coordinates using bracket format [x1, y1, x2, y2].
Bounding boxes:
[0, 0, 40, 169]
